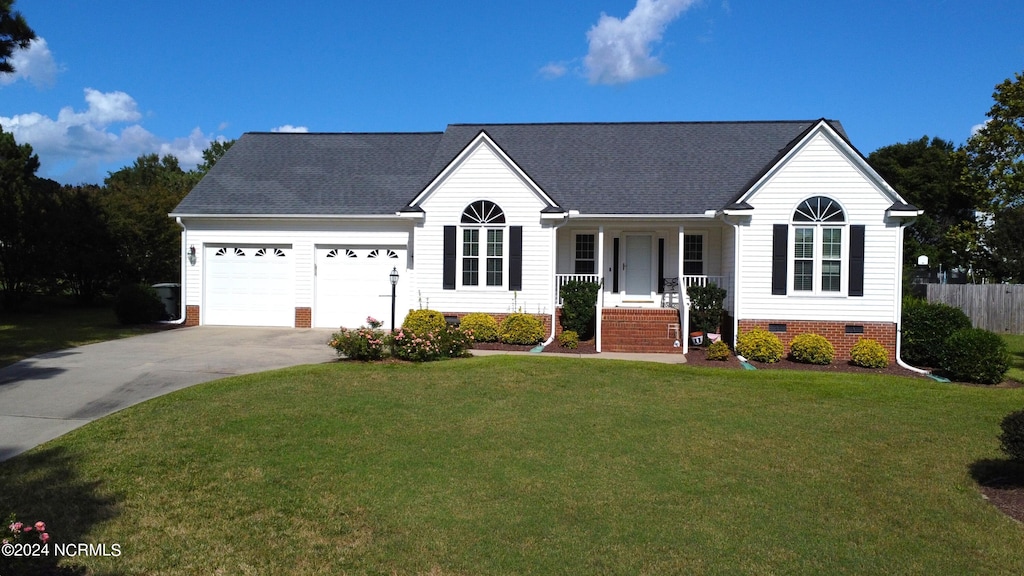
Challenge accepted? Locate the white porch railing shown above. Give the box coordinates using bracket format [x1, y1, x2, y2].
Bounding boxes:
[681, 275, 727, 288]
[555, 274, 602, 306]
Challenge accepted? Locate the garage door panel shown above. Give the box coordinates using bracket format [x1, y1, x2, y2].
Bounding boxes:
[205, 245, 293, 326]
[315, 247, 407, 329]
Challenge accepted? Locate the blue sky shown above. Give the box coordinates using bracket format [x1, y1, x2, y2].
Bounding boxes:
[2, 0, 1023, 185]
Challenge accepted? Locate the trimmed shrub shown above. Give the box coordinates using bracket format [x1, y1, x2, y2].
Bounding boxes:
[687, 283, 727, 335]
[901, 299, 971, 367]
[559, 280, 600, 339]
[939, 328, 1010, 384]
[558, 330, 580, 349]
[789, 333, 835, 365]
[736, 328, 783, 363]
[460, 313, 499, 342]
[391, 325, 473, 362]
[114, 284, 165, 324]
[329, 322, 388, 361]
[402, 309, 446, 337]
[850, 338, 889, 368]
[499, 313, 544, 345]
[999, 408, 1024, 462]
[706, 340, 731, 361]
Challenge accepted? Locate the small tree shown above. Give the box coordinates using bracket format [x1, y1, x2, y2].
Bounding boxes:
[686, 283, 727, 335]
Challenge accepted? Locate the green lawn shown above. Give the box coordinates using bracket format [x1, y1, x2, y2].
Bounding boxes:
[1003, 333, 1024, 383]
[2, 356, 1023, 575]
[0, 306, 166, 367]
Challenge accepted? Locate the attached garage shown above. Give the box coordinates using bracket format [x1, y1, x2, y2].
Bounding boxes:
[315, 246, 408, 329]
[204, 245, 294, 326]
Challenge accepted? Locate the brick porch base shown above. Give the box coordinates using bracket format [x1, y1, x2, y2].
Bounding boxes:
[737, 319, 897, 362]
[601, 308, 683, 353]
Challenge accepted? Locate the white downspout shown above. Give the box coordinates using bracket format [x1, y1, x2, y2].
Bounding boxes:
[719, 214, 741, 348]
[894, 221, 929, 374]
[596, 225, 604, 352]
[164, 217, 188, 325]
[679, 225, 688, 354]
[542, 213, 572, 346]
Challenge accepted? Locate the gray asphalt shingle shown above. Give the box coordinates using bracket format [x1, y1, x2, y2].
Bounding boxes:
[172, 121, 846, 217]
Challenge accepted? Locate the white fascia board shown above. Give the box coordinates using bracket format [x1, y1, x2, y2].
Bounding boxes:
[886, 209, 924, 218]
[406, 131, 560, 209]
[721, 208, 754, 216]
[540, 212, 568, 220]
[569, 212, 717, 220]
[169, 213, 407, 220]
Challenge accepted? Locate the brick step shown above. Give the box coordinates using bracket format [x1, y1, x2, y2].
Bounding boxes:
[601, 308, 682, 353]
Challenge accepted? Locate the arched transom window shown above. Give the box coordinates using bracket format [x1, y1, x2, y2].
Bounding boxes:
[461, 200, 505, 286]
[791, 196, 846, 292]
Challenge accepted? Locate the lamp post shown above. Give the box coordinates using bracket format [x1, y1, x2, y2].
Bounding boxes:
[389, 267, 399, 332]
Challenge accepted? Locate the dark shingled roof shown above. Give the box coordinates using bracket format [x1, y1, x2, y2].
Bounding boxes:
[172, 121, 847, 217]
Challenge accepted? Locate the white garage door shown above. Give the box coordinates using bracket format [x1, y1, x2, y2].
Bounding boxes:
[315, 247, 408, 329]
[205, 245, 294, 326]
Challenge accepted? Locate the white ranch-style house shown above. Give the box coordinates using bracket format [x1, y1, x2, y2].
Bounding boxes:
[170, 120, 921, 358]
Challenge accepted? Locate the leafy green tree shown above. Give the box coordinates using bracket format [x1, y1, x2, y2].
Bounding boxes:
[196, 139, 235, 176]
[867, 137, 989, 277]
[0, 0, 35, 75]
[985, 205, 1024, 282]
[53, 184, 119, 303]
[102, 154, 198, 284]
[966, 70, 1024, 210]
[0, 126, 50, 309]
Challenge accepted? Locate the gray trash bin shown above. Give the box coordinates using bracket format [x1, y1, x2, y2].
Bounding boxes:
[151, 283, 181, 320]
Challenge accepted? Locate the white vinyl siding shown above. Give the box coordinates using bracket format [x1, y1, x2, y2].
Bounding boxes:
[736, 130, 903, 323]
[415, 141, 553, 314]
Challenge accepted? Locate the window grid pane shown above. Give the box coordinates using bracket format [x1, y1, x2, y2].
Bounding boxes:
[575, 234, 595, 274]
[684, 235, 704, 276]
[463, 229, 478, 257]
[794, 228, 814, 259]
[823, 228, 842, 259]
[463, 258, 478, 286]
[794, 260, 814, 291]
[487, 229, 503, 257]
[486, 258, 502, 286]
[821, 261, 841, 292]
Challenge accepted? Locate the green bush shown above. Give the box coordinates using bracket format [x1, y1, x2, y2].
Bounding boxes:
[114, 284, 166, 324]
[558, 330, 579, 349]
[391, 325, 473, 362]
[402, 309, 447, 337]
[789, 333, 835, 365]
[736, 328, 783, 363]
[499, 313, 544, 345]
[560, 280, 600, 339]
[460, 313, 499, 342]
[329, 325, 388, 361]
[939, 328, 1010, 384]
[850, 338, 889, 368]
[999, 408, 1024, 462]
[902, 299, 971, 367]
[687, 283, 727, 335]
[706, 340, 731, 361]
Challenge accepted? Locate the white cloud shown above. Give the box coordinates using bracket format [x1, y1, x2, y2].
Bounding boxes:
[272, 124, 309, 133]
[970, 119, 990, 137]
[0, 88, 217, 184]
[0, 37, 62, 88]
[583, 0, 699, 85]
[539, 62, 569, 80]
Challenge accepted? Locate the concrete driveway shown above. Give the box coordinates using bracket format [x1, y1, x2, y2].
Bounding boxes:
[0, 326, 337, 461]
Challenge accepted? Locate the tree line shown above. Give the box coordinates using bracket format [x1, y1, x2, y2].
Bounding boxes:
[0, 128, 232, 311]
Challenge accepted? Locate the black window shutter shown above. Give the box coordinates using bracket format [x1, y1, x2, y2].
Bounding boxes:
[443, 225, 456, 290]
[612, 238, 620, 293]
[509, 226, 523, 291]
[771, 224, 788, 295]
[658, 238, 665, 293]
[849, 224, 865, 297]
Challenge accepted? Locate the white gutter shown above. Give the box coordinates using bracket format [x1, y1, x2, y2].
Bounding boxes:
[542, 214, 572, 347]
[163, 217, 188, 325]
[718, 213, 742, 348]
[167, 213, 413, 220]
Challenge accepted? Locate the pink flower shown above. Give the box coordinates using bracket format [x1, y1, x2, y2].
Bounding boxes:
[34, 521, 45, 532]
[23, 525, 32, 532]
[10, 521, 23, 532]
[40, 532, 50, 543]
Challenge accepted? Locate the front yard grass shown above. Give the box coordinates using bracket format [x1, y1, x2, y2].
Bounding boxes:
[0, 306, 166, 368]
[3, 356, 1024, 575]
[1002, 333, 1024, 383]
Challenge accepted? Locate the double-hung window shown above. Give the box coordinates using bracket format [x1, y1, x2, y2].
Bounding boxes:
[461, 200, 505, 287]
[792, 196, 845, 293]
[574, 234, 595, 274]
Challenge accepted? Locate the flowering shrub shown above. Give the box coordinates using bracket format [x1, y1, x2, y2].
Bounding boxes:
[3, 516, 49, 545]
[391, 325, 473, 362]
[329, 317, 388, 361]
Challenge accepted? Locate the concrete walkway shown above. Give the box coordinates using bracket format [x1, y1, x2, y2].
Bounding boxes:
[0, 328, 686, 462]
[0, 326, 337, 462]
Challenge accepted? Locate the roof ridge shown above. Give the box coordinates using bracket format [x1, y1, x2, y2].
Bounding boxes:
[446, 120, 831, 128]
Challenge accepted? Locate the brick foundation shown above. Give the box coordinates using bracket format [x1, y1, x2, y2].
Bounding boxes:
[737, 319, 897, 362]
[184, 305, 200, 327]
[295, 307, 312, 328]
[601, 308, 683, 354]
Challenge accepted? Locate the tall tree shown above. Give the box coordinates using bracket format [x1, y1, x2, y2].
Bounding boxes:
[102, 154, 198, 284]
[53, 184, 119, 303]
[867, 137, 989, 276]
[0, 0, 35, 75]
[195, 139, 235, 176]
[966, 71, 1024, 210]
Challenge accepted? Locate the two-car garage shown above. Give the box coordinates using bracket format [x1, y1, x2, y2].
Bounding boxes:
[201, 243, 408, 329]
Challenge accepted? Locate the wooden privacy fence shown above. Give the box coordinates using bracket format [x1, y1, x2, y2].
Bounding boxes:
[926, 284, 1024, 334]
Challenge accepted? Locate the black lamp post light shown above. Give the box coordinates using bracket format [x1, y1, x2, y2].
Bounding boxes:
[389, 267, 399, 332]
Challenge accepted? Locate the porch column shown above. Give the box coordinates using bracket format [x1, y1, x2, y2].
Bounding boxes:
[596, 225, 604, 353]
[679, 225, 687, 354]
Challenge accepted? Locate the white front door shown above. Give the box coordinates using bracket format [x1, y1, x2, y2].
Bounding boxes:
[624, 235, 652, 299]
